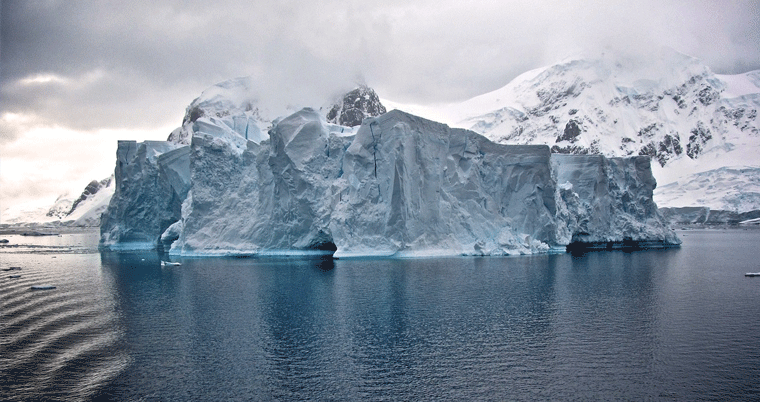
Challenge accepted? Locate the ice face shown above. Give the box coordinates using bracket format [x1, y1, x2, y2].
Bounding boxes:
[552, 154, 680, 245]
[168, 108, 352, 255]
[330, 111, 559, 256]
[99, 141, 190, 250]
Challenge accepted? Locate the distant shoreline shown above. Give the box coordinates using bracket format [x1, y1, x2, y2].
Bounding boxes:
[0, 226, 99, 236]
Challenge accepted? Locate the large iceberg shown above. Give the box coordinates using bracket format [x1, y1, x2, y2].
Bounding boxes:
[100, 106, 679, 256]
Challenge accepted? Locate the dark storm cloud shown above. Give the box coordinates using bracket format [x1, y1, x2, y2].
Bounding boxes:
[2, 0, 760, 131]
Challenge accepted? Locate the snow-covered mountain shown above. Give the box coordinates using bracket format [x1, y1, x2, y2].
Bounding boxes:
[654, 166, 760, 212]
[65, 177, 114, 226]
[385, 49, 760, 213]
[1, 176, 114, 227]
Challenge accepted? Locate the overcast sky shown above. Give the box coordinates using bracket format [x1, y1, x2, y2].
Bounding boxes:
[2, 0, 760, 214]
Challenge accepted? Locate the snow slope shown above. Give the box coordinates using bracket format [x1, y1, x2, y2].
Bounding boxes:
[654, 166, 760, 211]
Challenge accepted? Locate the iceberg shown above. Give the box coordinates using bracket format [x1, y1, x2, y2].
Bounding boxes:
[100, 106, 680, 256]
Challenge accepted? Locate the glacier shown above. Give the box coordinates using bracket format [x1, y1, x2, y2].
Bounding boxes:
[100, 104, 679, 256]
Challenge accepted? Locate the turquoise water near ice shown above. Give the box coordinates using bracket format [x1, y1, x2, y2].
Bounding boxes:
[2, 230, 760, 400]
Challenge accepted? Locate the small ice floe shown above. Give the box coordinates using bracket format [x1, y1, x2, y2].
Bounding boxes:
[31, 285, 56, 290]
[160, 261, 181, 267]
[745, 272, 760, 277]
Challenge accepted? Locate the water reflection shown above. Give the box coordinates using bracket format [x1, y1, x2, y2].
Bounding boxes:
[85, 234, 760, 400]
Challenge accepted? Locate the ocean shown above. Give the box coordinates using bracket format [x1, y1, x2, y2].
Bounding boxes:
[2, 229, 759, 400]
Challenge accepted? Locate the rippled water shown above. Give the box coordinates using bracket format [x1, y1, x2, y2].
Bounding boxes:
[1, 232, 126, 401]
[2, 230, 760, 400]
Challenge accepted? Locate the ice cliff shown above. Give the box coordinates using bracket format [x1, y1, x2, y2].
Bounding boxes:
[101, 106, 679, 256]
[553, 154, 678, 249]
[100, 141, 190, 250]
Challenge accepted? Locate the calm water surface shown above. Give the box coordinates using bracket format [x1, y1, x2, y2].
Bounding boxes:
[1, 230, 760, 400]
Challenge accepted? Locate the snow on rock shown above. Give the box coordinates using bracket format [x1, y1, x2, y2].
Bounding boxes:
[99, 140, 190, 250]
[326, 86, 387, 127]
[46, 195, 74, 219]
[445, 49, 756, 169]
[65, 176, 115, 227]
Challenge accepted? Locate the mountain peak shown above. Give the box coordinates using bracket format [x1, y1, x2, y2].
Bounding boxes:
[326, 86, 387, 127]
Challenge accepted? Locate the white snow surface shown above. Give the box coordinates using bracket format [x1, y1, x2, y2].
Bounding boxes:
[653, 166, 760, 212]
[717, 71, 760, 99]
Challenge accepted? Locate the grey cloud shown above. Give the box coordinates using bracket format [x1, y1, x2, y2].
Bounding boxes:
[2, 0, 760, 135]
[0, 121, 21, 145]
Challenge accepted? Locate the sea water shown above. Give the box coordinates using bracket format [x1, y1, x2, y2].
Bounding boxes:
[2, 229, 759, 400]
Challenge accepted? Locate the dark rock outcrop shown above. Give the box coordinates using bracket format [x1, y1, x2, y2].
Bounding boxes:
[326, 86, 387, 127]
